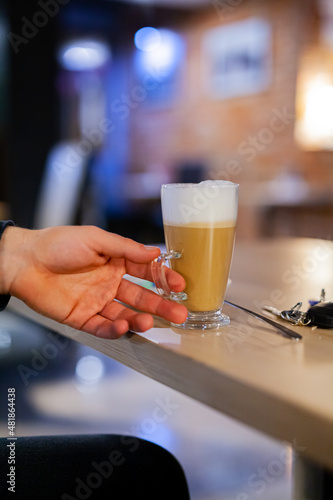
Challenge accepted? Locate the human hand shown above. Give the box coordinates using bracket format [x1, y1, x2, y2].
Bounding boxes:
[0, 225, 187, 338]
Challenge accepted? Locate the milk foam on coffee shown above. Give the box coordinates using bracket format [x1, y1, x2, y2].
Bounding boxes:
[161, 180, 238, 226]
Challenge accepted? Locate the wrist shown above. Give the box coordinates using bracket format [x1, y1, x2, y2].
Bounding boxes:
[0, 225, 28, 296]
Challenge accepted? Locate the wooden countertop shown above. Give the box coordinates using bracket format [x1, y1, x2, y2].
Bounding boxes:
[9, 237, 333, 471]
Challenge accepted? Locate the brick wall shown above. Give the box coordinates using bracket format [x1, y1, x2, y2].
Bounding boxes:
[125, 0, 333, 239]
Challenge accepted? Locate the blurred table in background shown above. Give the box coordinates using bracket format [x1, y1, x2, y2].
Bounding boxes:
[239, 181, 333, 240]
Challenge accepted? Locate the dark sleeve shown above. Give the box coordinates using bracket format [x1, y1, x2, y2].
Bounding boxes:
[0, 220, 15, 311]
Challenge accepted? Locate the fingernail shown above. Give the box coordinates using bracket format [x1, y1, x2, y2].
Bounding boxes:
[145, 245, 159, 251]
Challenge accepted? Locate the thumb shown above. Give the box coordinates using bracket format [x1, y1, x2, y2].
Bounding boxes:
[93, 228, 161, 263]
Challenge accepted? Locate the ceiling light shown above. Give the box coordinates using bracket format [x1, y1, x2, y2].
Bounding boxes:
[58, 39, 111, 71]
[134, 27, 161, 52]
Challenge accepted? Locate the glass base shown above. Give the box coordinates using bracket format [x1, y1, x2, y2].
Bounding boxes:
[172, 309, 230, 331]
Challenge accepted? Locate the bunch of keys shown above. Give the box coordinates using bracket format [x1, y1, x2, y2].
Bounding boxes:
[263, 289, 333, 329]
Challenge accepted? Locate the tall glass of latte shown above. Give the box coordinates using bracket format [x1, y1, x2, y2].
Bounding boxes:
[152, 181, 238, 330]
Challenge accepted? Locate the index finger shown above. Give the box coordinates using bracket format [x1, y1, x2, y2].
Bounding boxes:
[125, 261, 186, 293]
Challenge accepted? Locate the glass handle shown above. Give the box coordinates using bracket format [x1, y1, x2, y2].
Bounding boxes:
[151, 251, 187, 302]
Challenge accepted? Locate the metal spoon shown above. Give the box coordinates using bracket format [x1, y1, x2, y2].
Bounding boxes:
[224, 300, 302, 341]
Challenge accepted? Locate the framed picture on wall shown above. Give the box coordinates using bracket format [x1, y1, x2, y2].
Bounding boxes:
[202, 17, 272, 99]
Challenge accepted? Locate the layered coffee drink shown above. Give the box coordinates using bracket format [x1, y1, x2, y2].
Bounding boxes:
[164, 222, 235, 312]
[160, 181, 238, 328]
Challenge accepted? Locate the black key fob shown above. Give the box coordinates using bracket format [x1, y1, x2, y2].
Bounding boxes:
[306, 301, 333, 329]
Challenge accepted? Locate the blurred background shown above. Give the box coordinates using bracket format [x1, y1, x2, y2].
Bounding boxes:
[0, 1, 333, 499]
[1, 0, 333, 241]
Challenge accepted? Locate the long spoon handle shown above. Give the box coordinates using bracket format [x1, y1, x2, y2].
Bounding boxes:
[224, 300, 302, 340]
